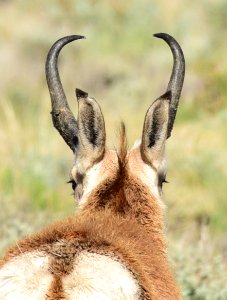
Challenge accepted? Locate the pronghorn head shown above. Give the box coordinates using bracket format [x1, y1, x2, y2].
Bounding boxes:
[46, 33, 185, 208]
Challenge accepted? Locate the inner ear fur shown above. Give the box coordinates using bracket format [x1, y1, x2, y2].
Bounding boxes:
[76, 88, 106, 168]
[141, 91, 171, 168]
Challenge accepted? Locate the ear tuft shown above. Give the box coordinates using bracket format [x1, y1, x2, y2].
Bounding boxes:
[76, 88, 88, 99]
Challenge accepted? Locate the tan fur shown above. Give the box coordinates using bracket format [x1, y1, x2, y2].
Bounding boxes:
[0, 126, 182, 299]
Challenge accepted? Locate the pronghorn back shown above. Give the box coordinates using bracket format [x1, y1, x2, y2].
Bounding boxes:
[0, 208, 178, 299]
[0, 33, 185, 299]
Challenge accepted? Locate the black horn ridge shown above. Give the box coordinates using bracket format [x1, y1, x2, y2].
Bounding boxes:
[46, 35, 85, 152]
[154, 33, 185, 138]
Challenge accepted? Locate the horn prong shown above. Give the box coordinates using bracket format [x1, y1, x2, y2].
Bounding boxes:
[46, 35, 85, 152]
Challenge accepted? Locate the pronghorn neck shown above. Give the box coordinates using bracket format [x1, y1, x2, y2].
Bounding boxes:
[74, 128, 165, 233]
[80, 152, 165, 234]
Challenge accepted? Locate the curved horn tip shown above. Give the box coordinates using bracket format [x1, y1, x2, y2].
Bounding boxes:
[53, 35, 86, 46]
[153, 33, 172, 40]
[75, 88, 88, 99]
[62, 35, 86, 42]
[153, 32, 163, 38]
[73, 35, 86, 40]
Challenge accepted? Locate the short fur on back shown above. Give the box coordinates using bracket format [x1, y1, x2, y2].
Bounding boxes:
[0, 125, 181, 300]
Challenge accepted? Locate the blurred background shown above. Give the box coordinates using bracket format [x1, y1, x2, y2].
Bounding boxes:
[0, 0, 227, 298]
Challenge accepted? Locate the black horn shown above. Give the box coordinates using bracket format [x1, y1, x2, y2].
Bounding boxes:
[154, 33, 185, 138]
[46, 35, 85, 152]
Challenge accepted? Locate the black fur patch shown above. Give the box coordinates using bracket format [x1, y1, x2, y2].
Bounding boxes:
[76, 88, 88, 99]
[147, 107, 162, 148]
[148, 91, 171, 148]
[82, 102, 98, 146]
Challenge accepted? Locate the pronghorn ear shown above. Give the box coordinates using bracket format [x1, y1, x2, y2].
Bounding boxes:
[75, 88, 106, 167]
[140, 91, 171, 168]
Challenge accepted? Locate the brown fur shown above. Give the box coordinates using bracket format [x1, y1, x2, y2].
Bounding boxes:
[46, 276, 65, 299]
[0, 127, 182, 299]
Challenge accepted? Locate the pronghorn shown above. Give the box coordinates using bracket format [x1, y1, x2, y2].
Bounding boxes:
[0, 33, 185, 300]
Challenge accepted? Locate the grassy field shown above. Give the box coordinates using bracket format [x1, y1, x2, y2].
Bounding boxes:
[0, 1, 227, 298]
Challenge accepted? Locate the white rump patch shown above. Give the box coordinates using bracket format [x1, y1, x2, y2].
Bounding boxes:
[63, 251, 140, 300]
[0, 251, 52, 300]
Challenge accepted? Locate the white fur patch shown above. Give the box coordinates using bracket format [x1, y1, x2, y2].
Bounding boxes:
[63, 251, 140, 299]
[141, 163, 161, 199]
[0, 251, 52, 300]
[139, 163, 166, 209]
[79, 159, 103, 207]
[132, 139, 141, 150]
[128, 145, 166, 209]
